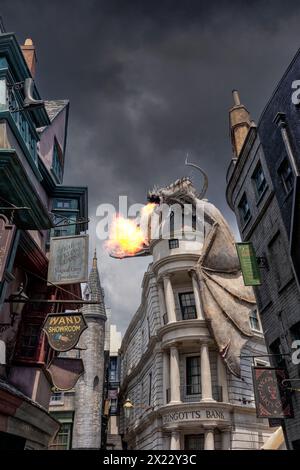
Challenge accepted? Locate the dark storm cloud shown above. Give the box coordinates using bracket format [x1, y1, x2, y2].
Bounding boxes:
[2, 0, 300, 331]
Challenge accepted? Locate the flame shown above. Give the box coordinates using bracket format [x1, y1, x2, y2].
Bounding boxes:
[106, 203, 156, 258]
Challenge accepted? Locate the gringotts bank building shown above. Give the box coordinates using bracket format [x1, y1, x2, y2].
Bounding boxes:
[116, 172, 276, 450]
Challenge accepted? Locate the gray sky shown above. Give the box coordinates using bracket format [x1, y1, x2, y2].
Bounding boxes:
[2, 0, 300, 332]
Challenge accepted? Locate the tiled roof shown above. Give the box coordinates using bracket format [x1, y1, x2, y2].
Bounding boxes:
[44, 99, 69, 121]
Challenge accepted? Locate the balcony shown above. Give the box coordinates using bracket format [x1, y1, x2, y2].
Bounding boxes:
[166, 385, 223, 404]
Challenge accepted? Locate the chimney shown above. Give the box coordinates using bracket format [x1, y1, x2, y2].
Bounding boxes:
[21, 38, 37, 78]
[229, 90, 253, 158]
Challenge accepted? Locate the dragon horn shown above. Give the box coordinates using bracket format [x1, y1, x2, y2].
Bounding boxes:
[185, 155, 208, 199]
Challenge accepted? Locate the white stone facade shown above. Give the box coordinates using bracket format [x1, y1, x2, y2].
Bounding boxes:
[119, 237, 274, 450]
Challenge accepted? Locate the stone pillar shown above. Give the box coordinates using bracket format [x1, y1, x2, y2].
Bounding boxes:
[170, 346, 181, 404]
[191, 272, 204, 320]
[163, 274, 177, 323]
[170, 431, 181, 450]
[217, 354, 229, 402]
[221, 429, 231, 450]
[204, 428, 215, 450]
[163, 350, 170, 404]
[200, 342, 214, 402]
[158, 281, 167, 325]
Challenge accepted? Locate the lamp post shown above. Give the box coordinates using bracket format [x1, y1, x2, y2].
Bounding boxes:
[123, 398, 134, 419]
[9, 284, 28, 325]
[122, 398, 154, 420]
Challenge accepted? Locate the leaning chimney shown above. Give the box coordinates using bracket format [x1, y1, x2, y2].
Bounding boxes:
[21, 38, 37, 78]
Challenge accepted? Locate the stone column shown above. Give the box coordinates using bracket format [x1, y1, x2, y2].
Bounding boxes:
[163, 274, 177, 323]
[158, 281, 167, 325]
[204, 428, 215, 450]
[163, 350, 170, 404]
[221, 429, 231, 450]
[170, 346, 181, 404]
[217, 354, 229, 402]
[200, 342, 214, 402]
[170, 431, 181, 450]
[191, 271, 204, 320]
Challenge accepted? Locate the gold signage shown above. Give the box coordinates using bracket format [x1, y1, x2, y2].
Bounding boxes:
[43, 312, 87, 352]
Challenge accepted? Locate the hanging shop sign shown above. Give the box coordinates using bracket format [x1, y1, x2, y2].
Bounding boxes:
[252, 367, 293, 419]
[43, 312, 87, 352]
[46, 357, 84, 391]
[236, 242, 261, 286]
[0, 214, 16, 282]
[47, 234, 89, 285]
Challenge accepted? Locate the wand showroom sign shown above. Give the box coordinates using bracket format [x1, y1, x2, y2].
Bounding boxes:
[43, 312, 87, 352]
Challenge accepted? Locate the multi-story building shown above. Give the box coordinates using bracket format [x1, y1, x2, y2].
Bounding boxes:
[49, 252, 107, 450]
[119, 182, 274, 450]
[0, 28, 88, 449]
[226, 49, 300, 449]
[106, 324, 122, 450]
[49, 270, 121, 451]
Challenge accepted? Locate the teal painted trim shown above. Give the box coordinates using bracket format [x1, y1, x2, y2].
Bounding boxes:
[50, 411, 74, 423]
[0, 70, 42, 141]
[0, 111, 42, 181]
[0, 33, 50, 127]
[0, 149, 53, 229]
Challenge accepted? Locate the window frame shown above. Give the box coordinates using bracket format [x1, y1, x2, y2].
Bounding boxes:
[249, 308, 262, 332]
[278, 158, 294, 195]
[186, 355, 201, 396]
[252, 162, 267, 200]
[179, 292, 197, 320]
[238, 193, 251, 226]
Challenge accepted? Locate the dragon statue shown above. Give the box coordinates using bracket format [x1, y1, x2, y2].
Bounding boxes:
[147, 159, 256, 378]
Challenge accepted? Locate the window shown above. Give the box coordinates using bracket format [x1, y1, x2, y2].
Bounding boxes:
[50, 392, 64, 405]
[147, 317, 151, 339]
[19, 323, 40, 358]
[268, 232, 292, 289]
[249, 309, 261, 331]
[110, 398, 118, 414]
[148, 372, 152, 406]
[186, 356, 201, 395]
[270, 338, 286, 369]
[278, 158, 294, 194]
[179, 292, 197, 320]
[53, 199, 78, 210]
[184, 435, 204, 450]
[254, 359, 269, 367]
[109, 357, 118, 383]
[51, 198, 79, 238]
[169, 238, 179, 249]
[238, 193, 251, 225]
[51, 140, 64, 183]
[252, 162, 267, 198]
[49, 423, 72, 450]
[290, 321, 300, 341]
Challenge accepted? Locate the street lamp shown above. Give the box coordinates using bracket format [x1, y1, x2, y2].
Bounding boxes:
[9, 284, 28, 325]
[123, 398, 154, 419]
[123, 398, 134, 419]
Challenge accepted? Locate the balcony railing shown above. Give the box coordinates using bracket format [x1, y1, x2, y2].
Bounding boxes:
[166, 385, 223, 404]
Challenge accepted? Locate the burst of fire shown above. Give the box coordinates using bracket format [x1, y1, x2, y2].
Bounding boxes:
[106, 203, 156, 258]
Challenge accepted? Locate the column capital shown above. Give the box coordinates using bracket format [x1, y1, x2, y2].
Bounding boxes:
[162, 272, 173, 281]
[203, 424, 218, 431]
[188, 268, 198, 278]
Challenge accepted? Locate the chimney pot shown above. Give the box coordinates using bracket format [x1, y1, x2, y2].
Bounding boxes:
[21, 38, 37, 78]
[232, 90, 241, 106]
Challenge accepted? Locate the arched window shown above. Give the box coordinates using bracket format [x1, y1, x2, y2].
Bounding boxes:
[93, 376, 99, 390]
